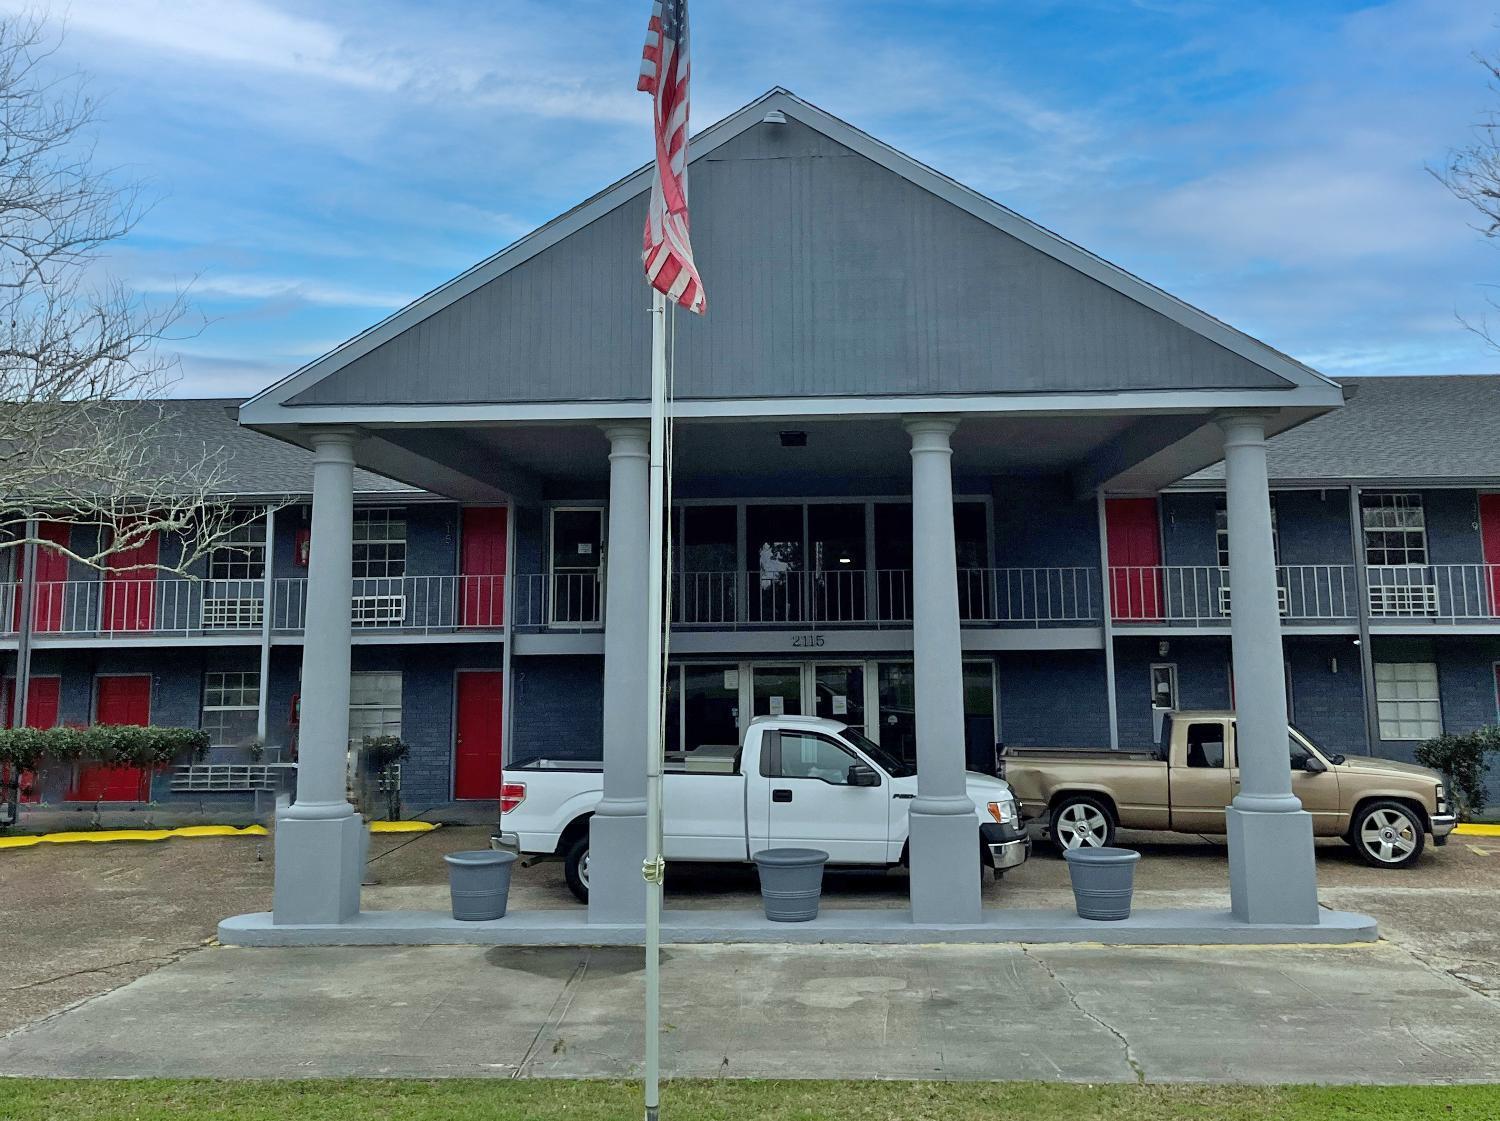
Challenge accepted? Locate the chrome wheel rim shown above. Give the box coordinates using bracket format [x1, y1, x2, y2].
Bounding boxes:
[1057, 803, 1109, 849]
[579, 849, 590, 888]
[1360, 808, 1417, 864]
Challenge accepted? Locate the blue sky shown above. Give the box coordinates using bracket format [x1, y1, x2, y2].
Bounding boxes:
[20, 0, 1500, 394]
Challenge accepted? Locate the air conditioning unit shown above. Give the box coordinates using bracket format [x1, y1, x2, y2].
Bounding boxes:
[1368, 583, 1438, 616]
[201, 597, 264, 630]
[1218, 585, 1290, 616]
[351, 593, 406, 627]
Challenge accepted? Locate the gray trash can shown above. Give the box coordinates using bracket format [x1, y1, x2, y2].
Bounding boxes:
[444, 849, 518, 921]
[1063, 846, 1140, 921]
[753, 848, 829, 922]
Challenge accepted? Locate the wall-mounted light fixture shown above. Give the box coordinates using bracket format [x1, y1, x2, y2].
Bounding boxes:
[1329, 656, 1339, 674]
[1157, 640, 1170, 657]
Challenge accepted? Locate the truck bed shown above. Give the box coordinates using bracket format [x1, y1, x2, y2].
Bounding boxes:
[1001, 746, 1163, 764]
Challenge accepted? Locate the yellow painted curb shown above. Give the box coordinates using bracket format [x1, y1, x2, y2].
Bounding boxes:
[1455, 823, 1500, 837]
[0, 824, 268, 850]
[370, 820, 439, 833]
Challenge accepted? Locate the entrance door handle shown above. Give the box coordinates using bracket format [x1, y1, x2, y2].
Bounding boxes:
[772, 788, 793, 803]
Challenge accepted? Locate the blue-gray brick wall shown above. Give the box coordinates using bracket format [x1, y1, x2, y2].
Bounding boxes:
[1284, 636, 1368, 755]
[509, 655, 604, 764]
[991, 475, 1100, 570]
[1421, 489, 1484, 566]
[1276, 489, 1355, 564]
[1113, 636, 1232, 747]
[996, 651, 1111, 747]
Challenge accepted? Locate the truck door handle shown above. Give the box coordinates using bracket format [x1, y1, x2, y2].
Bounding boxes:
[772, 788, 793, 803]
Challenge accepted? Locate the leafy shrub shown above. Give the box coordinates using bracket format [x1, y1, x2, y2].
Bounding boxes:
[1414, 726, 1500, 819]
[0, 725, 210, 774]
[360, 734, 410, 772]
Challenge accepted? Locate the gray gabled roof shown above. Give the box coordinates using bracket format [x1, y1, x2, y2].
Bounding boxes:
[1181, 374, 1500, 487]
[240, 87, 1340, 423]
[125, 398, 419, 498]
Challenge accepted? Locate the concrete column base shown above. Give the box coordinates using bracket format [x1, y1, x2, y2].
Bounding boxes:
[587, 809, 646, 923]
[908, 809, 982, 925]
[1227, 805, 1319, 925]
[272, 811, 365, 925]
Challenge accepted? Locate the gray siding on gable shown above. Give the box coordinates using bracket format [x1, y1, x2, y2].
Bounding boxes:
[290, 120, 1292, 408]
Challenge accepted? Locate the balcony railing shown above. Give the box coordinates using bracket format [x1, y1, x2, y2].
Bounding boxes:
[25, 579, 266, 637]
[1109, 565, 1358, 626]
[1, 581, 16, 635]
[1367, 564, 1500, 622]
[513, 567, 1103, 630]
[272, 575, 507, 634]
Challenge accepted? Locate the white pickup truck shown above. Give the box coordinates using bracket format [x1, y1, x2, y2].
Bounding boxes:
[494, 714, 1030, 902]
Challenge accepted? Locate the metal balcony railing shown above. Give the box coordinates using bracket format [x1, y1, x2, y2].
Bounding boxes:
[1108, 565, 1358, 626]
[272, 575, 508, 634]
[1367, 564, 1500, 622]
[512, 567, 1105, 630]
[0, 581, 16, 635]
[26, 579, 266, 637]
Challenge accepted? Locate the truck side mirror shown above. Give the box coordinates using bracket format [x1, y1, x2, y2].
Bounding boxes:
[1301, 756, 1328, 774]
[847, 763, 880, 787]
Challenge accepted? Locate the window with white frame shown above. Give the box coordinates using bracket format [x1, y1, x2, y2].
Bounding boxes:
[353, 508, 407, 579]
[1362, 493, 1427, 566]
[1215, 499, 1279, 569]
[348, 671, 402, 746]
[202, 671, 260, 747]
[1374, 662, 1442, 741]
[209, 514, 267, 581]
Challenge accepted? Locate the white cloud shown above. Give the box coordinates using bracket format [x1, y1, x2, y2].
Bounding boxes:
[139, 272, 414, 309]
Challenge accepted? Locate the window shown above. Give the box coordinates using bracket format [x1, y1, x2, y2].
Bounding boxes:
[1374, 662, 1442, 741]
[352, 508, 407, 579]
[348, 671, 402, 746]
[1184, 722, 1226, 768]
[1215, 499, 1279, 569]
[202, 671, 259, 747]
[1150, 664, 1178, 710]
[771, 731, 858, 784]
[1362, 494, 1427, 566]
[209, 514, 267, 581]
[1288, 732, 1315, 772]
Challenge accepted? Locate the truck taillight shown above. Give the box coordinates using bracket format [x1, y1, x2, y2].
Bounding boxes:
[500, 782, 526, 814]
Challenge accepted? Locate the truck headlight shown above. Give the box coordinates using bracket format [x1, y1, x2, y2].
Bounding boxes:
[986, 798, 1018, 826]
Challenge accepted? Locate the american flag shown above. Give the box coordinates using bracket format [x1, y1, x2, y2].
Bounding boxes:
[638, 0, 705, 314]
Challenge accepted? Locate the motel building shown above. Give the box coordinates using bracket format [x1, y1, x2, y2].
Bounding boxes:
[5, 90, 1500, 931]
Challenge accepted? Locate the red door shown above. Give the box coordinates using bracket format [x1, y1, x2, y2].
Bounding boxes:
[72, 675, 151, 801]
[22, 522, 71, 633]
[1107, 498, 1163, 619]
[460, 507, 507, 627]
[103, 527, 158, 632]
[1481, 494, 1500, 614]
[453, 670, 504, 799]
[1, 675, 58, 802]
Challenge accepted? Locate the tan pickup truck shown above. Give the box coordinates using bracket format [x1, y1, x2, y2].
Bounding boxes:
[1001, 711, 1456, 868]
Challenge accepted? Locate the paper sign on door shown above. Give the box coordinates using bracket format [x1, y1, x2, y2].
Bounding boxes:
[831, 695, 848, 715]
[769, 696, 785, 716]
[723, 670, 739, 690]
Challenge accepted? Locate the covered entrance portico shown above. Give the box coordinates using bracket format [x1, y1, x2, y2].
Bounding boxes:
[226, 89, 1368, 944]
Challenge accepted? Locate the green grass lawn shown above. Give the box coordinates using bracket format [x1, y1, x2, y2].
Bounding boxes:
[4, 1080, 1497, 1120]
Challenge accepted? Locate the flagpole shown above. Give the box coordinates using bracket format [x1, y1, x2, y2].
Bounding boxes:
[643, 285, 668, 1121]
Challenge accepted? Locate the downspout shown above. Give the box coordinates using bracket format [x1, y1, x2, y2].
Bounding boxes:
[1347, 486, 1379, 755]
[256, 504, 277, 744]
[1095, 492, 1120, 750]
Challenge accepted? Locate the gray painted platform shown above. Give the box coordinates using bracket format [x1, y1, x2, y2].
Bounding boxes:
[219, 905, 1377, 947]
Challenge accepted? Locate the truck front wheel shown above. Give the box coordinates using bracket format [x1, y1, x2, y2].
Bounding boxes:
[1051, 795, 1115, 855]
[1349, 800, 1425, 869]
[563, 836, 590, 903]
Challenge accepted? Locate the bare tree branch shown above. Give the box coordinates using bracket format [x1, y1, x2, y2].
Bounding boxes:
[0, 13, 273, 576]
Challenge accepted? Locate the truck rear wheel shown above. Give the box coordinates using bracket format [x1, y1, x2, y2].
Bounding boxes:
[1051, 794, 1115, 855]
[563, 836, 590, 903]
[1349, 800, 1425, 869]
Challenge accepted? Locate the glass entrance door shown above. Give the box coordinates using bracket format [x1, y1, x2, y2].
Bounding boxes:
[751, 664, 802, 718]
[550, 508, 603, 624]
[813, 664, 865, 732]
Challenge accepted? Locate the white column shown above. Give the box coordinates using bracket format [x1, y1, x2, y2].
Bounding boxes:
[905, 417, 982, 924]
[1221, 413, 1319, 924]
[589, 424, 651, 923]
[273, 429, 365, 926]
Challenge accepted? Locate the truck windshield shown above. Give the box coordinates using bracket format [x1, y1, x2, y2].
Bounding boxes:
[842, 728, 916, 778]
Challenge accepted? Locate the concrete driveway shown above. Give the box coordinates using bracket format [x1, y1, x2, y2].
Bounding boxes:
[2, 824, 1497, 1082]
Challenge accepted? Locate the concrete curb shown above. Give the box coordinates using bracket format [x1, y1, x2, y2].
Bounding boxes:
[219, 905, 1378, 947]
